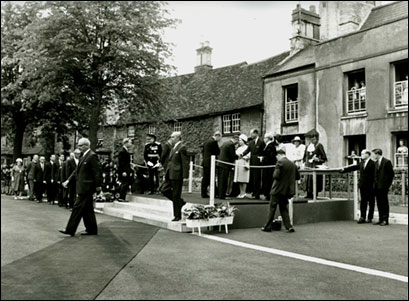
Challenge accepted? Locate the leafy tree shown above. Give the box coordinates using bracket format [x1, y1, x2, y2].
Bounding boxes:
[1, 1, 45, 160]
[25, 1, 178, 151]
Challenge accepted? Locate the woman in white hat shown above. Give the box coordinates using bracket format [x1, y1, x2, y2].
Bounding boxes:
[290, 136, 306, 167]
[11, 158, 25, 199]
[234, 134, 250, 198]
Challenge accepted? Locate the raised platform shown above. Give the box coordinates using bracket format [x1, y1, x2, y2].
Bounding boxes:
[228, 198, 354, 229]
[99, 193, 395, 232]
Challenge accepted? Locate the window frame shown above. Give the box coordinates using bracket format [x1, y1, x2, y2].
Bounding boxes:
[174, 121, 182, 132]
[222, 113, 241, 135]
[283, 84, 299, 123]
[127, 125, 135, 138]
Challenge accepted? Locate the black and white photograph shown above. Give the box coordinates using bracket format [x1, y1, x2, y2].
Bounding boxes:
[1, 1, 408, 299]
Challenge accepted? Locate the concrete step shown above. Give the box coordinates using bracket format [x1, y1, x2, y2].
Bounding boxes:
[111, 201, 173, 218]
[102, 206, 190, 232]
[126, 194, 172, 208]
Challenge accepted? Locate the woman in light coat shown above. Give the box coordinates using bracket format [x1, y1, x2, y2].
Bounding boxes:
[234, 134, 250, 198]
[11, 158, 25, 199]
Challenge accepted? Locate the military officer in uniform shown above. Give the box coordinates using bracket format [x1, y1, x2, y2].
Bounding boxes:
[144, 134, 162, 194]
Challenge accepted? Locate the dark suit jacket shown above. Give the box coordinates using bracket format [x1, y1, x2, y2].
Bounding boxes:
[263, 142, 277, 166]
[161, 141, 173, 171]
[26, 161, 37, 180]
[343, 159, 376, 190]
[271, 157, 300, 197]
[73, 150, 102, 195]
[166, 142, 189, 180]
[46, 161, 59, 183]
[374, 157, 395, 190]
[118, 147, 131, 179]
[58, 161, 68, 183]
[33, 163, 46, 183]
[202, 138, 220, 168]
[66, 158, 78, 185]
[217, 140, 238, 170]
[242, 137, 266, 165]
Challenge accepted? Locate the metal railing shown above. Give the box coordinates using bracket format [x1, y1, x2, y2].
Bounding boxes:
[347, 87, 366, 113]
[285, 100, 298, 122]
[395, 153, 408, 169]
[394, 80, 408, 107]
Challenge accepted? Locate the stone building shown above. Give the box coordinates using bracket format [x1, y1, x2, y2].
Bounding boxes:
[100, 43, 289, 166]
[264, 1, 408, 168]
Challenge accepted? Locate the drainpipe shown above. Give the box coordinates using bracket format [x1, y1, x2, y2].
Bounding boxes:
[315, 74, 319, 129]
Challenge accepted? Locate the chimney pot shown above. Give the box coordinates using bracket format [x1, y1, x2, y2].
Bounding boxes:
[309, 5, 316, 13]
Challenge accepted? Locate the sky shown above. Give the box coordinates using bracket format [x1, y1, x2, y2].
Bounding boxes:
[8, 1, 391, 76]
[164, 1, 319, 75]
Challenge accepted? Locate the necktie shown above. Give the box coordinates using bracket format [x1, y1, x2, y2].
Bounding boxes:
[377, 159, 381, 170]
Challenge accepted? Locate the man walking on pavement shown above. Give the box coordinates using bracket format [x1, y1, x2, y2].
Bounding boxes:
[261, 149, 299, 233]
[59, 138, 102, 236]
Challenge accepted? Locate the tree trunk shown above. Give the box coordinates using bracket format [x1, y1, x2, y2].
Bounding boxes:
[12, 120, 26, 162]
[44, 131, 56, 160]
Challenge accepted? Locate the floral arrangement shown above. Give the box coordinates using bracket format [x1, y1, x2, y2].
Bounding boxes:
[183, 202, 237, 220]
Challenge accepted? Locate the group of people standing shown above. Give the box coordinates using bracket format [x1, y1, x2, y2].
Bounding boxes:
[1, 151, 81, 209]
[341, 148, 395, 226]
[116, 132, 188, 221]
[201, 129, 327, 202]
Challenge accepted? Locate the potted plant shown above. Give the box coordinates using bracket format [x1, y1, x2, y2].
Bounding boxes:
[183, 203, 237, 235]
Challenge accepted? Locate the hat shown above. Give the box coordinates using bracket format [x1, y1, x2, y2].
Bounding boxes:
[146, 133, 156, 140]
[239, 134, 248, 143]
[292, 136, 302, 142]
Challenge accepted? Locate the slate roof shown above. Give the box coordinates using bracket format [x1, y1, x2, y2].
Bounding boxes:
[121, 51, 290, 124]
[360, 1, 408, 30]
[264, 45, 315, 77]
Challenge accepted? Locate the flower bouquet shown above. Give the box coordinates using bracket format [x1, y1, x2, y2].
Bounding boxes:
[183, 203, 237, 235]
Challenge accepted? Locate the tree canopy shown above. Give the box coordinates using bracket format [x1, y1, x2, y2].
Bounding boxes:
[1, 1, 178, 158]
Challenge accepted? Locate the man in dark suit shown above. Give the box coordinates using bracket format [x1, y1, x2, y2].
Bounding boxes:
[201, 131, 221, 198]
[241, 129, 266, 199]
[341, 149, 376, 224]
[160, 132, 189, 221]
[45, 154, 59, 205]
[33, 156, 47, 203]
[118, 138, 133, 202]
[160, 138, 173, 171]
[261, 133, 277, 201]
[371, 148, 395, 226]
[66, 150, 81, 209]
[57, 154, 68, 207]
[261, 149, 299, 233]
[59, 138, 102, 236]
[217, 135, 239, 200]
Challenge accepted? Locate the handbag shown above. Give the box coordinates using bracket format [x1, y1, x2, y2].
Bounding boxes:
[271, 219, 282, 231]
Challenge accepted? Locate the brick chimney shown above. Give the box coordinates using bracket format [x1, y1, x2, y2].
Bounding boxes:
[290, 4, 321, 55]
[195, 41, 213, 73]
